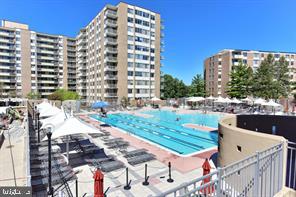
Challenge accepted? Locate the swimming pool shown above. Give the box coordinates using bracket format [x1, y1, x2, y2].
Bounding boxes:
[90, 110, 220, 156]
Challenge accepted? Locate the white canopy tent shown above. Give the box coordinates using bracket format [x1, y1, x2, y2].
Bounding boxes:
[206, 96, 216, 100]
[40, 110, 69, 129]
[231, 98, 242, 104]
[214, 96, 227, 103]
[39, 106, 61, 118]
[151, 97, 161, 102]
[254, 98, 266, 105]
[42, 116, 99, 159]
[224, 97, 232, 103]
[262, 100, 281, 107]
[37, 100, 51, 110]
[187, 97, 205, 102]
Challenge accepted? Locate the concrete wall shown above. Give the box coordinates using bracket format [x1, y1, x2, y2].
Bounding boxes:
[218, 115, 287, 167]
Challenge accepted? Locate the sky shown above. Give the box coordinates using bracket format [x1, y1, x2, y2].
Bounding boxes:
[1, 0, 296, 84]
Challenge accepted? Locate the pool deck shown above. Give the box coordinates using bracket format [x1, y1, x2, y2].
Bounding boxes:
[79, 113, 217, 173]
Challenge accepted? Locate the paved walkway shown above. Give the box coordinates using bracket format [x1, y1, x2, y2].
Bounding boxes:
[0, 120, 28, 186]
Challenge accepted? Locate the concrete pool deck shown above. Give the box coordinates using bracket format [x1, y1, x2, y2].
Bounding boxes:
[79, 113, 217, 173]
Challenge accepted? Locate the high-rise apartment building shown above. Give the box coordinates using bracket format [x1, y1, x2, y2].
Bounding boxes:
[204, 49, 296, 97]
[76, 2, 162, 103]
[0, 20, 76, 98]
[0, 2, 163, 104]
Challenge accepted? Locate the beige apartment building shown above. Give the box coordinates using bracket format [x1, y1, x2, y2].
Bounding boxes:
[0, 20, 76, 98]
[204, 49, 296, 97]
[76, 2, 162, 104]
[0, 2, 163, 104]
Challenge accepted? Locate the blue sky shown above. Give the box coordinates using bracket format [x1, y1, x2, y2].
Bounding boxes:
[1, 0, 296, 84]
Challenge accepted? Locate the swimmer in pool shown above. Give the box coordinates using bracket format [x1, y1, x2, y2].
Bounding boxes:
[176, 117, 180, 121]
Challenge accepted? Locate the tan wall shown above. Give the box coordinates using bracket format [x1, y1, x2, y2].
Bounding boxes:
[2, 20, 29, 30]
[20, 30, 32, 97]
[218, 115, 287, 167]
[62, 37, 68, 90]
[154, 14, 161, 98]
[116, 3, 128, 101]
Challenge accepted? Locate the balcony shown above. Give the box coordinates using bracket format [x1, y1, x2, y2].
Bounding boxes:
[105, 10, 117, 19]
[37, 37, 57, 43]
[0, 59, 15, 63]
[0, 38, 13, 43]
[104, 56, 117, 63]
[105, 74, 117, 80]
[77, 45, 87, 51]
[104, 38, 117, 46]
[104, 19, 117, 28]
[0, 52, 14, 57]
[0, 31, 14, 37]
[104, 84, 117, 89]
[0, 45, 14, 50]
[104, 47, 117, 54]
[104, 29, 117, 37]
[104, 92, 117, 97]
[37, 43, 58, 49]
[104, 66, 117, 72]
[37, 49, 55, 55]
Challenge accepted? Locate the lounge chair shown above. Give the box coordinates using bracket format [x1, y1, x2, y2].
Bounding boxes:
[127, 153, 155, 165]
[123, 149, 148, 158]
[97, 160, 125, 172]
[105, 141, 129, 149]
[103, 137, 123, 142]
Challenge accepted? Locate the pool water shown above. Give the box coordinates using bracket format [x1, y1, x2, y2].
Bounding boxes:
[90, 110, 221, 155]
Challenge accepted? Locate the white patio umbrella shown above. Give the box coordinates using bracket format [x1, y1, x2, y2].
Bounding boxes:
[206, 96, 216, 100]
[151, 97, 161, 102]
[40, 106, 61, 118]
[214, 96, 226, 103]
[187, 97, 205, 102]
[42, 116, 99, 158]
[262, 100, 281, 115]
[231, 98, 242, 104]
[242, 97, 252, 102]
[224, 97, 232, 103]
[254, 98, 266, 105]
[37, 101, 52, 111]
[261, 100, 281, 107]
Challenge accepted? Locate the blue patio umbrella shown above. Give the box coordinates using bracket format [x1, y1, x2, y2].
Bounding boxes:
[92, 101, 109, 109]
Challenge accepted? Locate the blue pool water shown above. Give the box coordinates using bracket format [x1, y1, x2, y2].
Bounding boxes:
[90, 110, 221, 155]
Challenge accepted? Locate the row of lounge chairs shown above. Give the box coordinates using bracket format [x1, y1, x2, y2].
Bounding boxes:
[28, 115, 77, 195]
[122, 148, 156, 165]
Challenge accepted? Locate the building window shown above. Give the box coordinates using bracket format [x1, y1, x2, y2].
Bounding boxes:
[128, 8, 134, 14]
[127, 17, 133, 23]
[128, 71, 133, 76]
[151, 15, 155, 20]
[128, 89, 133, 93]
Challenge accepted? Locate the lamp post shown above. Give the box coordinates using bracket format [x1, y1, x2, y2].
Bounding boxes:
[47, 131, 53, 196]
[36, 111, 40, 143]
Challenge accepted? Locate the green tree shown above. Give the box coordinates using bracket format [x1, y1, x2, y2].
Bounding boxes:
[253, 54, 276, 99]
[27, 91, 41, 99]
[176, 80, 189, 98]
[226, 61, 253, 98]
[48, 89, 79, 101]
[273, 56, 290, 98]
[188, 74, 205, 97]
[162, 74, 178, 99]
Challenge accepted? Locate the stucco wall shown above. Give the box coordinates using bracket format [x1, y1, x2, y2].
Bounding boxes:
[218, 115, 287, 167]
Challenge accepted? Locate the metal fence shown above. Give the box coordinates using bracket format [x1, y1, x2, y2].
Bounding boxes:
[286, 141, 296, 190]
[155, 142, 285, 197]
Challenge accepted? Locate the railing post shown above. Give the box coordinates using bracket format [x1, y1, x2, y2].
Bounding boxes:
[216, 168, 222, 196]
[253, 151, 260, 197]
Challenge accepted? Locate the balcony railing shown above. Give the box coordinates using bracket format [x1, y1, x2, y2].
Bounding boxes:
[104, 38, 117, 45]
[105, 75, 117, 80]
[155, 142, 287, 197]
[104, 47, 117, 54]
[105, 10, 117, 19]
[104, 66, 117, 72]
[104, 19, 117, 28]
